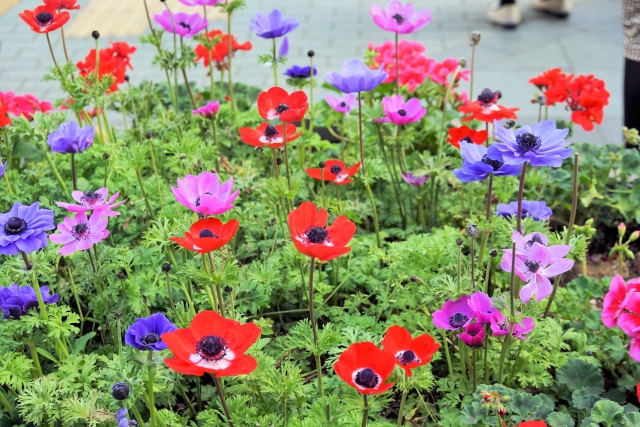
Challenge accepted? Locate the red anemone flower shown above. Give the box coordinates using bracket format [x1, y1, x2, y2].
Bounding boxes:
[161, 310, 261, 377]
[195, 30, 252, 71]
[458, 101, 519, 123]
[170, 218, 239, 254]
[516, 422, 547, 427]
[288, 202, 356, 262]
[19, 5, 70, 34]
[334, 342, 396, 395]
[257, 87, 308, 123]
[381, 326, 440, 377]
[0, 102, 11, 128]
[306, 160, 361, 185]
[238, 123, 301, 149]
[43, 0, 81, 10]
[446, 125, 488, 149]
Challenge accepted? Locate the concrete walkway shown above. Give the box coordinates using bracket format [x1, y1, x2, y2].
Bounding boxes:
[0, 0, 624, 144]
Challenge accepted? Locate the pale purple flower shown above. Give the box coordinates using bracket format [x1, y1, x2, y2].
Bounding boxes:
[249, 9, 299, 39]
[467, 291, 498, 324]
[47, 121, 94, 154]
[0, 284, 58, 319]
[490, 312, 535, 339]
[278, 36, 289, 59]
[401, 172, 428, 186]
[370, 1, 432, 34]
[56, 188, 126, 217]
[502, 231, 571, 264]
[192, 101, 220, 118]
[457, 323, 484, 348]
[49, 211, 109, 256]
[453, 141, 521, 183]
[153, 10, 208, 38]
[171, 172, 239, 216]
[432, 295, 473, 330]
[374, 95, 426, 125]
[115, 408, 137, 427]
[178, 0, 223, 6]
[324, 59, 388, 94]
[125, 313, 177, 351]
[496, 200, 552, 221]
[325, 93, 358, 113]
[0, 161, 6, 180]
[0, 202, 54, 255]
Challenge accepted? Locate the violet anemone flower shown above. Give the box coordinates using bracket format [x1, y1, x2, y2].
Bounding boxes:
[432, 295, 473, 330]
[0, 284, 58, 319]
[491, 119, 572, 167]
[171, 172, 240, 216]
[324, 59, 388, 94]
[56, 188, 126, 217]
[284, 65, 317, 79]
[495, 200, 552, 221]
[370, 0, 432, 34]
[125, 313, 177, 351]
[192, 101, 220, 118]
[178, 0, 223, 5]
[489, 312, 535, 339]
[48, 211, 109, 256]
[374, 95, 426, 125]
[401, 172, 428, 186]
[502, 231, 571, 264]
[467, 291, 498, 324]
[457, 323, 484, 348]
[115, 408, 137, 427]
[325, 93, 357, 113]
[154, 10, 208, 38]
[278, 36, 289, 60]
[47, 121, 94, 154]
[0, 202, 54, 255]
[249, 9, 299, 39]
[452, 141, 521, 183]
[0, 161, 6, 180]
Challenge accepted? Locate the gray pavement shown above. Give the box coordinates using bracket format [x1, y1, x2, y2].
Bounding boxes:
[0, 0, 624, 144]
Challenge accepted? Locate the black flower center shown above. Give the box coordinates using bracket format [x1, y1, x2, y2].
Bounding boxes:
[339, 102, 346, 107]
[264, 124, 279, 140]
[391, 13, 404, 24]
[304, 226, 329, 244]
[397, 109, 407, 116]
[449, 312, 469, 328]
[468, 329, 479, 337]
[74, 223, 88, 234]
[399, 350, 420, 366]
[275, 104, 290, 114]
[461, 136, 472, 144]
[477, 88, 497, 105]
[524, 260, 541, 273]
[329, 165, 343, 175]
[354, 368, 379, 389]
[35, 12, 54, 26]
[525, 233, 545, 250]
[481, 155, 504, 171]
[194, 192, 212, 207]
[141, 333, 161, 345]
[199, 229, 218, 238]
[4, 217, 27, 235]
[499, 322, 507, 330]
[516, 133, 541, 153]
[196, 335, 228, 361]
[81, 190, 103, 205]
[178, 21, 191, 31]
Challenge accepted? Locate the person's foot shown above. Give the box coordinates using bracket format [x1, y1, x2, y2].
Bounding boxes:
[486, 3, 522, 29]
[531, 0, 572, 18]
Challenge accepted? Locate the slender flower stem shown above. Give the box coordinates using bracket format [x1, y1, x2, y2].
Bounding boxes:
[213, 376, 234, 427]
[45, 33, 62, 78]
[67, 265, 83, 322]
[497, 324, 514, 384]
[164, 3, 179, 110]
[361, 394, 369, 427]
[207, 253, 226, 316]
[459, 338, 466, 375]
[472, 349, 477, 392]
[272, 149, 280, 178]
[130, 402, 145, 427]
[226, 8, 236, 112]
[164, 271, 178, 320]
[282, 125, 291, 191]
[483, 335, 489, 383]
[394, 32, 399, 95]
[364, 182, 381, 249]
[375, 125, 406, 227]
[272, 38, 279, 87]
[515, 164, 527, 234]
[147, 352, 157, 427]
[436, 66, 461, 161]
[0, 388, 13, 413]
[537, 166, 552, 201]
[309, 54, 315, 132]
[457, 243, 462, 291]
[478, 175, 493, 266]
[136, 169, 155, 220]
[179, 39, 197, 109]
[470, 236, 476, 289]
[44, 151, 69, 193]
[469, 42, 476, 100]
[441, 332, 453, 376]
[484, 253, 493, 295]
[308, 258, 318, 345]
[396, 372, 408, 427]
[211, 119, 220, 172]
[70, 153, 77, 191]
[142, 0, 155, 36]
[357, 92, 366, 174]
[28, 341, 44, 377]
[147, 138, 163, 209]
[116, 315, 122, 357]
[60, 26, 70, 63]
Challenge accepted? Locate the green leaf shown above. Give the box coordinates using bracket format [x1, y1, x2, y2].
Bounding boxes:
[460, 402, 491, 425]
[557, 359, 603, 395]
[72, 332, 96, 356]
[603, 336, 628, 363]
[571, 390, 600, 411]
[36, 347, 58, 364]
[623, 412, 640, 427]
[547, 412, 575, 427]
[590, 400, 624, 426]
[12, 142, 41, 160]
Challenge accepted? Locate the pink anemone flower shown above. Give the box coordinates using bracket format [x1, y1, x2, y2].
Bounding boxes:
[457, 323, 484, 348]
[56, 188, 127, 217]
[369, 0, 432, 34]
[171, 172, 240, 216]
[192, 101, 220, 118]
[432, 295, 473, 330]
[49, 211, 109, 255]
[467, 291, 498, 324]
[503, 231, 571, 263]
[602, 275, 640, 328]
[325, 93, 358, 113]
[490, 312, 535, 339]
[374, 95, 426, 125]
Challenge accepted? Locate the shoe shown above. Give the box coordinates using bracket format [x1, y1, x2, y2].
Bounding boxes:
[486, 3, 522, 29]
[531, 0, 572, 18]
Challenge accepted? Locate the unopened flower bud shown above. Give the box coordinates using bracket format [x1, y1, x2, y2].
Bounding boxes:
[498, 408, 506, 418]
[161, 263, 171, 273]
[319, 161, 326, 168]
[145, 131, 152, 139]
[114, 311, 122, 319]
[224, 286, 232, 293]
[537, 95, 546, 105]
[618, 223, 626, 238]
[180, 154, 186, 159]
[467, 223, 479, 238]
[276, 158, 282, 165]
[629, 230, 640, 243]
[489, 249, 498, 258]
[124, 75, 130, 82]
[456, 238, 463, 247]
[194, 163, 200, 169]
[458, 58, 467, 68]
[237, 261, 242, 267]
[470, 31, 481, 45]
[307, 50, 315, 57]
[495, 91, 502, 99]
[505, 120, 516, 129]
[117, 271, 126, 280]
[103, 153, 110, 160]
[111, 382, 130, 400]
[410, 275, 418, 282]
[92, 31, 100, 39]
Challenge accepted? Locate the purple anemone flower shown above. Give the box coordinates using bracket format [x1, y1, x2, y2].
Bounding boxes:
[432, 295, 473, 330]
[374, 95, 426, 125]
[0, 161, 6, 180]
[278, 36, 289, 59]
[47, 121, 94, 154]
[171, 172, 240, 216]
[490, 312, 535, 339]
[192, 101, 220, 118]
[453, 141, 521, 183]
[325, 93, 358, 113]
[0, 202, 54, 255]
[496, 200, 552, 221]
[467, 291, 498, 324]
[324, 59, 388, 94]
[124, 313, 177, 351]
[115, 408, 137, 427]
[154, 10, 208, 38]
[284, 65, 317, 79]
[0, 284, 58, 319]
[249, 9, 299, 39]
[401, 172, 428, 186]
[457, 323, 485, 348]
[491, 119, 572, 167]
[370, 1, 433, 34]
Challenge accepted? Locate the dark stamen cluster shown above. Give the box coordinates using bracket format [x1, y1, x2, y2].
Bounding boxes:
[449, 312, 469, 328]
[35, 12, 54, 26]
[329, 165, 343, 175]
[73, 223, 89, 236]
[397, 109, 407, 116]
[354, 368, 379, 389]
[525, 233, 545, 250]
[477, 88, 498, 105]
[481, 155, 504, 171]
[4, 217, 27, 235]
[275, 104, 290, 114]
[199, 229, 218, 238]
[141, 333, 161, 345]
[264, 124, 279, 140]
[194, 192, 212, 207]
[196, 335, 228, 361]
[391, 13, 404, 24]
[81, 190, 103, 205]
[516, 133, 541, 153]
[304, 226, 329, 244]
[178, 21, 192, 31]
[398, 350, 420, 366]
[339, 102, 346, 108]
[524, 260, 541, 273]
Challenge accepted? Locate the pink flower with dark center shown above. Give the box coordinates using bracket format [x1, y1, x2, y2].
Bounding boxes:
[502, 231, 571, 264]
[56, 188, 127, 217]
[325, 93, 357, 113]
[457, 323, 484, 348]
[602, 275, 640, 328]
[432, 295, 473, 330]
[49, 211, 109, 255]
[172, 172, 240, 216]
[369, 1, 432, 34]
[374, 95, 426, 125]
[468, 291, 498, 324]
[192, 101, 220, 118]
[489, 312, 535, 339]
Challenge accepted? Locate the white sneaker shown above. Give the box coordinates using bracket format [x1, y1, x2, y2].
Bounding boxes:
[531, 0, 572, 17]
[486, 3, 522, 29]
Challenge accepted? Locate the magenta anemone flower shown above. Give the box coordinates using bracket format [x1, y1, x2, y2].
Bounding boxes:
[369, 1, 432, 34]
[602, 275, 640, 328]
[153, 10, 208, 38]
[374, 95, 426, 125]
[490, 312, 535, 339]
[432, 295, 473, 330]
[56, 189, 126, 217]
[401, 172, 428, 186]
[325, 93, 358, 113]
[502, 231, 571, 264]
[171, 172, 239, 216]
[457, 323, 484, 348]
[192, 101, 219, 118]
[467, 291, 498, 324]
[49, 211, 109, 256]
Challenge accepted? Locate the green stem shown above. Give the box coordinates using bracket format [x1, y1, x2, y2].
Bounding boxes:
[478, 175, 493, 266]
[364, 182, 381, 249]
[165, 271, 178, 320]
[227, 8, 236, 112]
[28, 341, 44, 377]
[361, 394, 369, 427]
[136, 169, 155, 220]
[67, 265, 83, 322]
[212, 119, 220, 173]
[147, 137, 163, 209]
[441, 331, 453, 376]
[130, 402, 145, 427]
[44, 152, 69, 193]
[396, 372, 408, 427]
[213, 376, 234, 427]
[309, 54, 314, 132]
[0, 388, 13, 413]
[483, 335, 489, 383]
[394, 32, 399, 95]
[272, 38, 279, 87]
[472, 349, 477, 392]
[469, 43, 476, 100]
[436, 66, 461, 161]
[497, 325, 514, 384]
[147, 352, 156, 427]
[70, 153, 77, 191]
[357, 92, 366, 174]
[282, 125, 291, 191]
[207, 253, 226, 317]
[537, 166, 552, 201]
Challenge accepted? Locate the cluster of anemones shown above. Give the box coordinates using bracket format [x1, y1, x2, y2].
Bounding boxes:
[601, 275, 640, 361]
[194, 29, 252, 72]
[19, 0, 78, 34]
[0, 91, 52, 121]
[76, 41, 137, 93]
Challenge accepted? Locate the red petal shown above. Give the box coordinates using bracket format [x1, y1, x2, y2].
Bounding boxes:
[229, 322, 262, 354]
[326, 216, 356, 248]
[381, 325, 412, 355]
[170, 235, 196, 251]
[161, 328, 198, 361]
[311, 245, 351, 262]
[214, 354, 258, 377]
[306, 168, 325, 181]
[164, 357, 206, 376]
[189, 310, 228, 340]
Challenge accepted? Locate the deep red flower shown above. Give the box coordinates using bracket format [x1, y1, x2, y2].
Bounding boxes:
[334, 342, 396, 395]
[0, 101, 11, 128]
[257, 87, 308, 123]
[458, 101, 519, 123]
[288, 202, 356, 261]
[529, 68, 566, 90]
[306, 160, 361, 185]
[161, 310, 261, 377]
[238, 123, 301, 149]
[567, 75, 609, 131]
[517, 422, 547, 427]
[76, 43, 136, 92]
[446, 125, 488, 149]
[170, 218, 239, 254]
[43, 0, 80, 10]
[195, 30, 252, 71]
[19, 5, 70, 34]
[637, 382, 640, 402]
[381, 326, 439, 377]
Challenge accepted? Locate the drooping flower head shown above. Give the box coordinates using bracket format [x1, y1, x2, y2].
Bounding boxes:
[171, 172, 240, 216]
[47, 121, 95, 154]
[19, 5, 70, 33]
[194, 30, 252, 71]
[374, 95, 426, 125]
[334, 342, 396, 394]
[192, 101, 220, 119]
[0, 202, 54, 255]
[458, 88, 519, 123]
[602, 275, 640, 328]
[457, 323, 485, 348]
[239, 123, 301, 149]
[249, 9, 299, 39]
[369, 1, 432, 34]
[495, 200, 552, 221]
[56, 188, 127, 217]
[432, 295, 473, 330]
[287, 202, 356, 261]
[401, 172, 428, 186]
[324, 59, 388, 94]
[170, 218, 239, 254]
[446, 125, 488, 149]
[325, 93, 358, 113]
[154, 10, 208, 38]
[0, 284, 58, 319]
[467, 292, 498, 324]
[162, 310, 262, 377]
[305, 160, 361, 185]
[49, 211, 109, 256]
[489, 312, 535, 339]
[284, 65, 317, 79]
[381, 326, 439, 377]
[257, 87, 308, 122]
[452, 141, 521, 183]
[125, 313, 178, 351]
